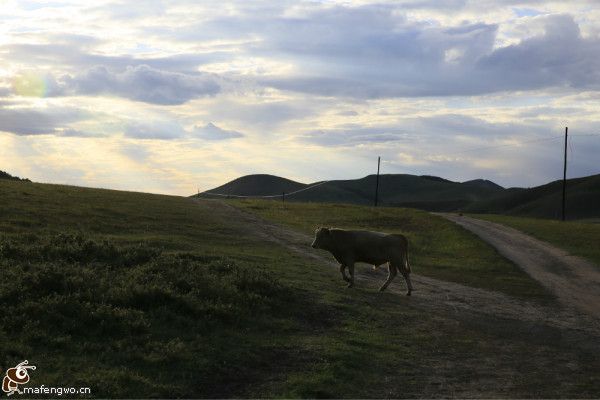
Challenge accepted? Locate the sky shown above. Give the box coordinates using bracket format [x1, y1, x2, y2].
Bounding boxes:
[1, 0, 599, 195]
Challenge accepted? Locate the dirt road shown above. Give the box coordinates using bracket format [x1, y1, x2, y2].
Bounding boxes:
[197, 199, 600, 344]
[439, 213, 600, 320]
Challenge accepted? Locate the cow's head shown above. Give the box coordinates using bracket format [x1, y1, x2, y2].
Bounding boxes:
[311, 227, 332, 249]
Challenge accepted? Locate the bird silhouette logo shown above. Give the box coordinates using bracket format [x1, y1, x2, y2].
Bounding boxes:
[2, 361, 36, 396]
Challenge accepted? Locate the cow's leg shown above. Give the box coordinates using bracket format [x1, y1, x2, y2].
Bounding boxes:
[347, 263, 355, 288]
[379, 263, 397, 292]
[339, 264, 350, 282]
[401, 271, 413, 296]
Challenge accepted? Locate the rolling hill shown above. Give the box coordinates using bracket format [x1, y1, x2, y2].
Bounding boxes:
[464, 174, 600, 219]
[200, 173, 600, 219]
[200, 173, 505, 211]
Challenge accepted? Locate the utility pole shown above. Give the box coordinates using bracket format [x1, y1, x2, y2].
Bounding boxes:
[282, 191, 285, 203]
[374, 156, 381, 207]
[562, 127, 568, 221]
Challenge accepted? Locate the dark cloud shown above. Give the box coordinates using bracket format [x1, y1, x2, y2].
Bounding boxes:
[253, 10, 600, 97]
[57, 65, 220, 105]
[476, 14, 600, 92]
[193, 123, 244, 140]
[0, 107, 87, 136]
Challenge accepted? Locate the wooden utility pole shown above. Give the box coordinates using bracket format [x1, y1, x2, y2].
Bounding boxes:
[562, 127, 568, 221]
[374, 156, 381, 207]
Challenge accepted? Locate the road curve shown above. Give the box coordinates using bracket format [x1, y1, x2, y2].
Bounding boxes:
[438, 213, 600, 320]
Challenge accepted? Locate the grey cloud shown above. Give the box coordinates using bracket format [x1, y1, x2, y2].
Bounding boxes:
[300, 114, 554, 148]
[61, 65, 220, 105]
[337, 110, 359, 116]
[410, 114, 550, 137]
[120, 143, 151, 162]
[193, 123, 244, 140]
[476, 14, 600, 92]
[59, 128, 106, 138]
[0, 107, 87, 136]
[253, 9, 600, 98]
[5, 42, 227, 74]
[300, 126, 412, 147]
[124, 120, 187, 140]
[203, 100, 314, 130]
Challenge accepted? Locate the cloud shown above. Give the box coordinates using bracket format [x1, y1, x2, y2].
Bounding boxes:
[476, 14, 600, 92]
[299, 114, 554, 148]
[193, 122, 244, 140]
[252, 9, 600, 98]
[300, 126, 411, 146]
[124, 120, 187, 140]
[4, 38, 227, 74]
[120, 143, 151, 162]
[60, 65, 220, 105]
[0, 106, 87, 136]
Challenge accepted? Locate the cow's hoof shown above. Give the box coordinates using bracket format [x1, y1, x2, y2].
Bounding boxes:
[406, 291, 412, 296]
[346, 283, 354, 288]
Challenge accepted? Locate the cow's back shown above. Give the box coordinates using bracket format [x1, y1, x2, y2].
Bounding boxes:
[330, 229, 406, 265]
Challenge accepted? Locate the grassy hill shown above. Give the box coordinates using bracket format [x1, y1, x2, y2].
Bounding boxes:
[201, 173, 505, 211]
[2, 178, 600, 397]
[206, 174, 306, 197]
[201, 173, 600, 218]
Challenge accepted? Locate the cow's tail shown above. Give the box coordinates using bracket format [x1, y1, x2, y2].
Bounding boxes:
[405, 240, 411, 274]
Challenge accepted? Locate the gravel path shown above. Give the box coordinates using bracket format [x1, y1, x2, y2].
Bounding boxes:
[438, 213, 600, 320]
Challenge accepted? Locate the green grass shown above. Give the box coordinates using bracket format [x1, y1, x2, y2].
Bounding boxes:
[229, 199, 551, 301]
[469, 214, 600, 266]
[2, 180, 600, 398]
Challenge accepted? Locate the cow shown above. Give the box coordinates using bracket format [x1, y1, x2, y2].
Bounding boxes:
[311, 227, 413, 295]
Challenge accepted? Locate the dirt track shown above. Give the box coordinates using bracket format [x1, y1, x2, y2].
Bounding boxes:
[196, 199, 600, 346]
[438, 213, 600, 320]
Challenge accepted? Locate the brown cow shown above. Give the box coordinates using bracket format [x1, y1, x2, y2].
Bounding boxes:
[311, 227, 413, 295]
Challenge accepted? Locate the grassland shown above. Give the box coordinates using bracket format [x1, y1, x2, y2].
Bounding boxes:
[2, 180, 600, 398]
[229, 199, 551, 301]
[469, 214, 600, 266]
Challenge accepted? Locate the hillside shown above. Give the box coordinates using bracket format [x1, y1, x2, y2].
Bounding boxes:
[0, 169, 30, 182]
[201, 173, 505, 211]
[201, 173, 600, 219]
[465, 174, 600, 219]
[206, 174, 306, 197]
[3, 178, 600, 397]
